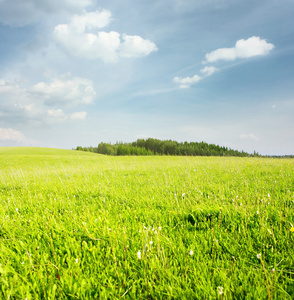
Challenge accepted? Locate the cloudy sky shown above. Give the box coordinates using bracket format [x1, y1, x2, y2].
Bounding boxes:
[0, 0, 293, 155]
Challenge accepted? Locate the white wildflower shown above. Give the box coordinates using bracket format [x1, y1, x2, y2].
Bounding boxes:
[150, 241, 153, 245]
[137, 250, 142, 259]
[189, 250, 193, 256]
[75, 258, 78, 263]
[257, 253, 261, 259]
[158, 227, 161, 231]
[218, 286, 224, 295]
[16, 208, 18, 212]
[182, 193, 185, 197]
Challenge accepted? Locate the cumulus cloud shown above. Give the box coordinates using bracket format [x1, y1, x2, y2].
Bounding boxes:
[200, 66, 218, 76]
[30, 76, 96, 106]
[205, 36, 274, 63]
[0, 75, 93, 126]
[53, 10, 157, 62]
[69, 111, 87, 120]
[173, 75, 202, 89]
[47, 108, 66, 121]
[46, 109, 86, 122]
[119, 34, 158, 58]
[0, 0, 91, 26]
[69, 10, 112, 33]
[0, 127, 37, 145]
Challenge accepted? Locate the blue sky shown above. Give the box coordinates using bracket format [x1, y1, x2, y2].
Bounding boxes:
[0, 0, 293, 155]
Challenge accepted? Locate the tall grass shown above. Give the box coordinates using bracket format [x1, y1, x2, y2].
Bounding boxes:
[0, 148, 293, 299]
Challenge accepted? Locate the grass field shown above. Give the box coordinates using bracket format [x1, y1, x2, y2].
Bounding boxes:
[0, 147, 293, 299]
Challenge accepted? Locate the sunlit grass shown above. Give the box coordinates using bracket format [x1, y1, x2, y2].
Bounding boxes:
[0, 148, 293, 299]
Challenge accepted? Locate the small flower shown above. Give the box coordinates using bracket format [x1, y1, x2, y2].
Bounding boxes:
[290, 227, 294, 232]
[21, 262, 24, 265]
[189, 250, 193, 256]
[16, 208, 18, 212]
[257, 211, 259, 214]
[154, 230, 158, 235]
[149, 241, 153, 245]
[182, 193, 185, 197]
[218, 286, 224, 295]
[158, 227, 161, 231]
[257, 253, 261, 259]
[137, 250, 142, 259]
[75, 258, 78, 263]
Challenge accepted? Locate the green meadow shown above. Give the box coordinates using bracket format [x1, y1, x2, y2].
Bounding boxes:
[0, 147, 293, 299]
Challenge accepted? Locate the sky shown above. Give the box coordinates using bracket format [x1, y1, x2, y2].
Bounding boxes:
[0, 0, 293, 155]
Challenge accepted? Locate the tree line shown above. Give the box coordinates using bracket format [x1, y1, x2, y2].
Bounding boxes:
[75, 138, 258, 157]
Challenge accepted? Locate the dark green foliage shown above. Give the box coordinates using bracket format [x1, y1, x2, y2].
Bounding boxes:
[75, 138, 256, 157]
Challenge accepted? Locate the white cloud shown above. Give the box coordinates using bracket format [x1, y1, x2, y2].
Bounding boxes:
[200, 66, 218, 76]
[47, 108, 67, 121]
[205, 36, 274, 63]
[46, 109, 86, 122]
[0, 0, 91, 26]
[30, 76, 96, 106]
[70, 10, 112, 33]
[69, 111, 87, 120]
[240, 133, 259, 141]
[175, 36, 273, 89]
[173, 75, 202, 88]
[0, 127, 36, 144]
[53, 11, 157, 62]
[119, 34, 158, 58]
[0, 75, 93, 126]
[0, 79, 25, 98]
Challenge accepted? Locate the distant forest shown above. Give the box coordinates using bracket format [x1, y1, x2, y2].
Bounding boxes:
[75, 138, 260, 157]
